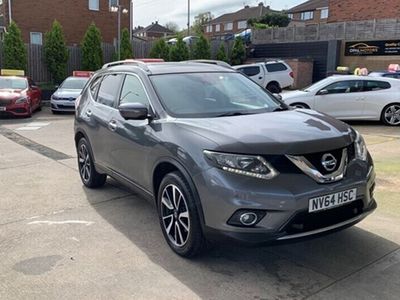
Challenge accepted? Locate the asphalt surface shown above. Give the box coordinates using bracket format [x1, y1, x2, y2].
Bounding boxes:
[1, 108, 399, 300]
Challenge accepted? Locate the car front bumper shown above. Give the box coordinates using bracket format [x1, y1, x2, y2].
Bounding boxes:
[51, 99, 75, 112]
[193, 159, 376, 244]
[0, 102, 30, 116]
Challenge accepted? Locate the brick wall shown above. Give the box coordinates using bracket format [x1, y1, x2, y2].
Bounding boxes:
[4, 0, 130, 45]
[329, 0, 400, 22]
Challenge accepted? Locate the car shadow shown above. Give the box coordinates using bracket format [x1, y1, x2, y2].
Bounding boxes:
[84, 181, 399, 299]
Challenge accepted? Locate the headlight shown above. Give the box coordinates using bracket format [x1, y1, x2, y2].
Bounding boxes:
[15, 97, 28, 104]
[204, 150, 279, 180]
[51, 95, 60, 100]
[354, 130, 368, 161]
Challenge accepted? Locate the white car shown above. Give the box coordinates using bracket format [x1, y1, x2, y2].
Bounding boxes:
[234, 60, 294, 93]
[282, 75, 400, 126]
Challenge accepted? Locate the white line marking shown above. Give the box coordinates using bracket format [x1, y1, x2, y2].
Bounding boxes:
[16, 127, 41, 131]
[28, 220, 94, 226]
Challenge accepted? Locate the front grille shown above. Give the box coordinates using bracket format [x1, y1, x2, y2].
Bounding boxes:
[55, 97, 76, 101]
[283, 200, 364, 235]
[0, 99, 13, 107]
[11, 108, 28, 113]
[57, 104, 75, 110]
[303, 147, 344, 175]
[264, 155, 302, 174]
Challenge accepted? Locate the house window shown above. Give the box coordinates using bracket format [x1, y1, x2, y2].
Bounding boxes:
[320, 8, 329, 19]
[206, 25, 212, 33]
[109, 0, 118, 8]
[300, 11, 314, 20]
[89, 0, 99, 11]
[225, 22, 233, 31]
[238, 20, 247, 29]
[288, 13, 293, 19]
[30, 32, 43, 45]
[215, 24, 220, 32]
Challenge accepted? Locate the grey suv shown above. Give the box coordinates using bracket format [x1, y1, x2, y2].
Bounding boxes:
[74, 61, 376, 257]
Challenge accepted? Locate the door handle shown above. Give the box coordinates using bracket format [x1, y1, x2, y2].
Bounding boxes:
[108, 120, 118, 132]
[356, 97, 365, 101]
[86, 110, 92, 117]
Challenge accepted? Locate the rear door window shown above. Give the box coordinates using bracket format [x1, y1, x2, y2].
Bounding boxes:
[322, 80, 363, 94]
[265, 63, 288, 72]
[89, 76, 102, 99]
[97, 74, 124, 107]
[238, 66, 261, 77]
[363, 80, 391, 91]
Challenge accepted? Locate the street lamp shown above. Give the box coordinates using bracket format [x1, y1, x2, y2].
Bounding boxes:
[110, 5, 129, 60]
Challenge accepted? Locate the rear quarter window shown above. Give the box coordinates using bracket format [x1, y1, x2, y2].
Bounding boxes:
[265, 63, 288, 72]
[364, 80, 391, 91]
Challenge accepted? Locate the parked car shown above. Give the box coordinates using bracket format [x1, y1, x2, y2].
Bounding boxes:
[234, 60, 294, 93]
[369, 71, 400, 79]
[0, 72, 42, 117]
[75, 61, 376, 257]
[51, 75, 90, 114]
[282, 75, 400, 126]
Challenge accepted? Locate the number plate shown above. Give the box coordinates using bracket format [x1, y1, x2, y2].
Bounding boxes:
[309, 188, 357, 213]
[0, 107, 6, 111]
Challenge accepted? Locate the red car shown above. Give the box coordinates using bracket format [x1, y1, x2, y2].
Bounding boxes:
[0, 76, 42, 117]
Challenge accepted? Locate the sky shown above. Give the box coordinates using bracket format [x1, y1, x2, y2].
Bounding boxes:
[133, 0, 305, 29]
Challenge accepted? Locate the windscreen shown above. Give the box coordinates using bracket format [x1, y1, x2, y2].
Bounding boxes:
[60, 77, 89, 90]
[0, 77, 28, 90]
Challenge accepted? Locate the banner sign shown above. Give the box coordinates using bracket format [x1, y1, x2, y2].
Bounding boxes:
[345, 40, 400, 56]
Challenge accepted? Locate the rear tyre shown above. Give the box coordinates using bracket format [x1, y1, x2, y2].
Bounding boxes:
[77, 138, 107, 188]
[290, 103, 310, 109]
[157, 171, 205, 258]
[381, 104, 400, 126]
[266, 82, 281, 94]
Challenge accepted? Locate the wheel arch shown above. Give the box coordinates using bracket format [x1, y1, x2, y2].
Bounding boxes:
[381, 102, 400, 125]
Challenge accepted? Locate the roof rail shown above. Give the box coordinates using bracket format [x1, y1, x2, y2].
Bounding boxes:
[101, 59, 151, 72]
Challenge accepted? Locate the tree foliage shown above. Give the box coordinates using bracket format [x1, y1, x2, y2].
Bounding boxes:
[230, 37, 246, 66]
[169, 36, 189, 61]
[81, 23, 103, 71]
[3, 21, 27, 71]
[120, 28, 134, 60]
[150, 39, 170, 61]
[43, 20, 69, 84]
[193, 12, 213, 34]
[165, 22, 179, 33]
[216, 43, 228, 63]
[192, 35, 211, 59]
[248, 12, 290, 28]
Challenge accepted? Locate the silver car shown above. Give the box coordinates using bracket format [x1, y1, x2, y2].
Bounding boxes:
[51, 76, 89, 113]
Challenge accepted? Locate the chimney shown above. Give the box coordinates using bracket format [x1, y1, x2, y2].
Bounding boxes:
[155, 21, 158, 24]
[258, 2, 264, 6]
[244, 5, 249, 8]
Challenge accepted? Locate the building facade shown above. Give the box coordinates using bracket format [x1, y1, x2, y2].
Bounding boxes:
[0, 0, 131, 45]
[205, 3, 276, 39]
[328, 0, 400, 22]
[133, 22, 173, 40]
[287, 0, 329, 26]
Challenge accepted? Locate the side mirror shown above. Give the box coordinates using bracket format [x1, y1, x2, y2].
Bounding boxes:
[273, 93, 282, 101]
[118, 103, 150, 120]
[318, 89, 329, 95]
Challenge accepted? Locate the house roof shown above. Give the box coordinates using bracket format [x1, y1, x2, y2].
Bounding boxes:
[287, 0, 329, 13]
[134, 22, 174, 35]
[210, 3, 277, 24]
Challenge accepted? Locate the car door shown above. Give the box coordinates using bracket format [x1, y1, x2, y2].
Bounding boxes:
[314, 80, 365, 119]
[28, 78, 41, 108]
[107, 74, 156, 188]
[238, 66, 264, 86]
[362, 80, 393, 119]
[88, 73, 124, 169]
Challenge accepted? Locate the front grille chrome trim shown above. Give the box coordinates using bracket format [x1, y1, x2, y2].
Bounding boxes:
[286, 149, 348, 184]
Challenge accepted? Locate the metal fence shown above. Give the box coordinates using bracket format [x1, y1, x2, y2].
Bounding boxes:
[253, 18, 400, 44]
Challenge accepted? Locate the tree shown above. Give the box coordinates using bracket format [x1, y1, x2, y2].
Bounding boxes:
[120, 28, 134, 60]
[230, 37, 246, 66]
[81, 23, 103, 71]
[251, 12, 290, 28]
[43, 20, 69, 84]
[165, 22, 179, 33]
[150, 39, 170, 61]
[193, 12, 213, 34]
[169, 36, 189, 61]
[3, 21, 27, 71]
[216, 43, 228, 63]
[192, 35, 211, 59]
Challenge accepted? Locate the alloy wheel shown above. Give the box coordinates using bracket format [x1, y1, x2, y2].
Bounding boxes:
[78, 144, 91, 183]
[384, 104, 400, 125]
[161, 184, 190, 247]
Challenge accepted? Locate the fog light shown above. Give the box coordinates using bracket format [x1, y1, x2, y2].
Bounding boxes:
[240, 213, 258, 226]
[227, 210, 266, 227]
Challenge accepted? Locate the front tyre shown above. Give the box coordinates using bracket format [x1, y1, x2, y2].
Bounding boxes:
[157, 172, 205, 257]
[77, 138, 107, 188]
